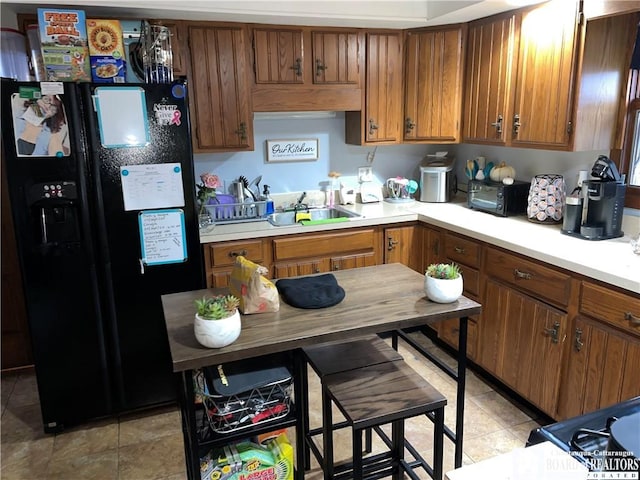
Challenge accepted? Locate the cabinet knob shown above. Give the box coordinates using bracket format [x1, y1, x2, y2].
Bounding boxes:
[405, 117, 416, 133]
[625, 312, 640, 326]
[387, 236, 399, 251]
[235, 122, 248, 141]
[490, 114, 503, 135]
[315, 59, 327, 76]
[543, 321, 561, 344]
[513, 114, 521, 136]
[574, 328, 584, 352]
[513, 268, 532, 280]
[229, 249, 248, 258]
[368, 119, 379, 136]
[290, 58, 302, 77]
[454, 246, 465, 254]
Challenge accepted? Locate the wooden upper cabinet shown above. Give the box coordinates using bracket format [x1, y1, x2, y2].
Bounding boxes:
[187, 24, 253, 152]
[404, 25, 465, 143]
[346, 31, 403, 145]
[510, 0, 579, 149]
[311, 30, 360, 85]
[462, 12, 517, 145]
[253, 27, 304, 84]
[463, 2, 637, 151]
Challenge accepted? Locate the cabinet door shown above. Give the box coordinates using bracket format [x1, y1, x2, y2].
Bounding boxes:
[365, 32, 403, 143]
[558, 317, 640, 419]
[462, 13, 517, 145]
[480, 279, 566, 416]
[421, 225, 443, 274]
[188, 25, 253, 151]
[404, 26, 464, 143]
[385, 226, 421, 272]
[253, 27, 304, 84]
[510, 0, 578, 148]
[331, 252, 376, 271]
[274, 258, 331, 279]
[312, 30, 361, 85]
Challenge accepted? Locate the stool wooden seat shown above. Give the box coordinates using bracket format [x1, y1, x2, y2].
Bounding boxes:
[323, 360, 447, 480]
[301, 335, 403, 470]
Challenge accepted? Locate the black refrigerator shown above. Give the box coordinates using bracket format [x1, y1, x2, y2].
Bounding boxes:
[1, 79, 204, 433]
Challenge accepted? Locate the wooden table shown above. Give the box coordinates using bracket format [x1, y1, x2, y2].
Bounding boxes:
[161, 263, 482, 479]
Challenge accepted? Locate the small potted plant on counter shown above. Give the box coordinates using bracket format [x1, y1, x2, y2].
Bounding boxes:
[424, 263, 463, 303]
[194, 294, 241, 348]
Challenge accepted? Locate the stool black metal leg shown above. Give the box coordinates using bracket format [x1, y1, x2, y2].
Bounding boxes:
[321, 385, 334, 480]
[353, 427, 364, 479]
[391, 420, 404, 480]
[433, 407, 445, 480]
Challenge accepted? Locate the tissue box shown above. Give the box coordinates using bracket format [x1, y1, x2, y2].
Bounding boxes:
[87, 19, 125, 83]
[200, 433, 294, 480]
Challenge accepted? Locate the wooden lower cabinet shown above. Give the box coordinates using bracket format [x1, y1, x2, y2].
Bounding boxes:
[478, 278, 567, 416]
[272, 228, 380, 279]
[204, 239, 269, 288]
[557, 316, 640, 420]
[438, 316, 478, 361]
[384, 225, 421, 272]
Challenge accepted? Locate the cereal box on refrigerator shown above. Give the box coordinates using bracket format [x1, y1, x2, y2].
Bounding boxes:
[86, 19, 126, 83]
[37, 8, 91, 82]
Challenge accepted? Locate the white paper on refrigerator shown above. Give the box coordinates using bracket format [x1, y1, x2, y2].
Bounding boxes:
[120, 163, 185, 211]
[138, 209, 187, 266]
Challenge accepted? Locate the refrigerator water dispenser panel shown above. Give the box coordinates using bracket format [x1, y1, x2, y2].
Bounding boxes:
[28, 181, 80, 248]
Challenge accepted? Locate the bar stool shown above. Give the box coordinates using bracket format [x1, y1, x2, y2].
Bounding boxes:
[322, 359, 447, 480]
[301, 335, 403, 470]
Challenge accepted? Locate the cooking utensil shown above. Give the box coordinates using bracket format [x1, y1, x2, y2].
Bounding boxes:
[238, 175, 257, 201]
[249, 175, 262, 198]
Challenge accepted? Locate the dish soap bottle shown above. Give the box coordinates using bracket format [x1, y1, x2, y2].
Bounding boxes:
[263, 185, 274, 215]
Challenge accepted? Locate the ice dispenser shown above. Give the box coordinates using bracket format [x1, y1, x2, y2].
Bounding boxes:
[28, 181, 80, 251]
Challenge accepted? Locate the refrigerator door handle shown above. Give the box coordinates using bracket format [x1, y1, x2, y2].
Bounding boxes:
[139, 258, 145, 275]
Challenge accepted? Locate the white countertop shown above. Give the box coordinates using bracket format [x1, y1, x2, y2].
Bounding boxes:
[200, 199, 640, 294]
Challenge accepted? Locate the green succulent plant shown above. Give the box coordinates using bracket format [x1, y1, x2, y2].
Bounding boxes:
[426, 263, 461, 280]
[195, 295, 240, 320]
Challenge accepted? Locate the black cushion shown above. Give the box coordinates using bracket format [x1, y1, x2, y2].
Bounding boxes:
[276, 273, 345, 309]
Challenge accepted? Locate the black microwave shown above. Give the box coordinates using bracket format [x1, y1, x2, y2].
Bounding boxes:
[467, 179, 530, 216]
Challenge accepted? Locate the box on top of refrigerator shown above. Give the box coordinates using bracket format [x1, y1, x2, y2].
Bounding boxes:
[37, 8, 91, 82]
[86, 19, 126, 83]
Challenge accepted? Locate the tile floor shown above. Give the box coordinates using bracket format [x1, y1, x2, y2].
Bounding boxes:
[1, 333, 547, 479]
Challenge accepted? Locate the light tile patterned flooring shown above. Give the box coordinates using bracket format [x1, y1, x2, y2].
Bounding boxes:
[1, 333, 547, 479]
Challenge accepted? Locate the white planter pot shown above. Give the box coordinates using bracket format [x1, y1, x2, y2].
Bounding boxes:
[424, 274, 463, 303]
[194, 310, 241, 348]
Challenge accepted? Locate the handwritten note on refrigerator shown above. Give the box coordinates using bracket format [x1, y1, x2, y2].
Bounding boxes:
[139, 209, 187, 266]
[120, 163, 185, 211]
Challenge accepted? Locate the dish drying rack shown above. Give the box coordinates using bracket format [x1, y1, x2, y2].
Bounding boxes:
[204, 200, 268, 224]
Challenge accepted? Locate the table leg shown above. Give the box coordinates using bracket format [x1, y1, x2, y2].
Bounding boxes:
[455, 316, 469, 468]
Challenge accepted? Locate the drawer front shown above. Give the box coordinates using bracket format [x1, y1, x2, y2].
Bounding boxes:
[581, 282, 640, 337]
[208, 240, 264, 268]
[445, 233, 481, 268]
[273, 229, 375, 261]
[484, 247, 572, 308]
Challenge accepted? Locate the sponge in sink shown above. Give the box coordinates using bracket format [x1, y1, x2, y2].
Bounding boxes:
[295, 212, 312, 222]
[300, 218, 350, 226]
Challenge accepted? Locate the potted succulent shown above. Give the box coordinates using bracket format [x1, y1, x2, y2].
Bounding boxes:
[424, 263, 463, 303]
[194, 294, 241, 348]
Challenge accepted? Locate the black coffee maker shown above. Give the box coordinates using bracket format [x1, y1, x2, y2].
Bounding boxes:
[562, 156, 626, 240]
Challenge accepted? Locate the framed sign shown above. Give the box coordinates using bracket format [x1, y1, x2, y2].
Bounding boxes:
[266, 138, 318, 162]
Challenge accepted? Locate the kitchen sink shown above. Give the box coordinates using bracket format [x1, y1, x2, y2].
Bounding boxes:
[266, 207, 362, 226]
